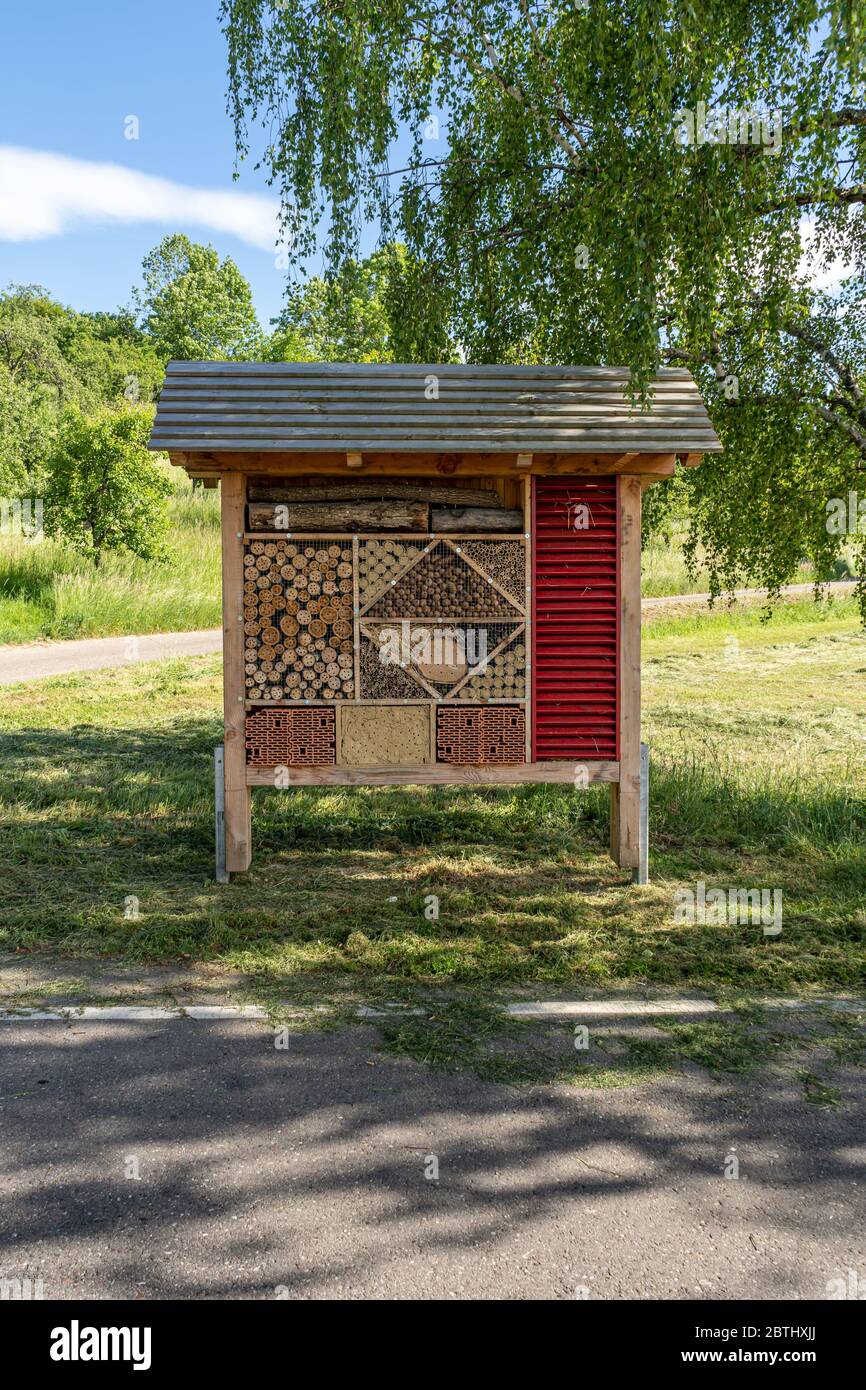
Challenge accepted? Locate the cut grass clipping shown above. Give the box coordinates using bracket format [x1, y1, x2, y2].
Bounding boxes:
[374, 998, 866, 1095]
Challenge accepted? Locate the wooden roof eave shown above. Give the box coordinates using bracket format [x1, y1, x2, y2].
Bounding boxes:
[167, 448, 713, 481]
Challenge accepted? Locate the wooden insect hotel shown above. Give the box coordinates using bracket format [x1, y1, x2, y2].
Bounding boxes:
[150, 363, 720, 877]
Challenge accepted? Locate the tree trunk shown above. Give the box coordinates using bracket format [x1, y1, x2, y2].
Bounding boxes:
[247, 499, 429, 532]
[430, 506, 524, 532]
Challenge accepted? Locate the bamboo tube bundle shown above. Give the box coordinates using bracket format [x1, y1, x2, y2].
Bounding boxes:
[457, 539, 527, 607]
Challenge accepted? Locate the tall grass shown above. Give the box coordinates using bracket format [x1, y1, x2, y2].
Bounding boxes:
[0, 471, 221, 642]
[0, 471, 850, 644]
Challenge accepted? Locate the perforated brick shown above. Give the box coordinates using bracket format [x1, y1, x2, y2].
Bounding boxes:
[436, 706, 526, 765]
[245, 708, 336, 766]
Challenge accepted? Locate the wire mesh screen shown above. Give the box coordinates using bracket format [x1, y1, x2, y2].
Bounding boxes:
[365, 539, 522, 619]
[452, 631, 526, 700]
[361, 620, 523, 698]
[358, 538, 432, 610]
[454, 539, 526, 609]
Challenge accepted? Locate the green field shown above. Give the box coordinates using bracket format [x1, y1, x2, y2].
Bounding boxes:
[1, 597, 863, 1012]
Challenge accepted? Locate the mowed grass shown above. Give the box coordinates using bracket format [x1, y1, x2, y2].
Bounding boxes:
[0, 598, 863, 1002]
[0, 474, 221, 643]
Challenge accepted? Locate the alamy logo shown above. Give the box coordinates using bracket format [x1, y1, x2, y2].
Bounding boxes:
[50, 1321, 152, 1371]
[377, 623, 488, 671]
[826, 1268, 866, 1300]
[0, 1275, 44, 1299]
[674, 101, 783, 155]
[0, 497, 43, 540]
[674, 881, 782, 936]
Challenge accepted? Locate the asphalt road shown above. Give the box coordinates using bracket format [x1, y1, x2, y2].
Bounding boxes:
[1, 1018, 863, 1300]
[0, 629, 222, 686]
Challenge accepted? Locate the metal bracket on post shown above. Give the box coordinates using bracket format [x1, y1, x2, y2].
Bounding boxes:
[633, 741, 650, 886]
[214, 745, 229, 884]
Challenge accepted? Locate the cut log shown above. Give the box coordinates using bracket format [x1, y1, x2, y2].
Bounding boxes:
[248, 500, 429, 532]
[430, 506, 524, 533]
[247, 480, 503, 507]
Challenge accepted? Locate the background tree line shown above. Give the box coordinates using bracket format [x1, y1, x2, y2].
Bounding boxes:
[0, 234, 412, 563]
[219, 0, 866, 612]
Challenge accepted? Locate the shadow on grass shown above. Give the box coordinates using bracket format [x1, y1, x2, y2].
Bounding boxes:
[0, 719, 864, 993]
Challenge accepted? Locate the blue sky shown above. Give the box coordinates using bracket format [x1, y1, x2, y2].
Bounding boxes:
[0, 1, 317, 327]
[0, 2, 846, 325]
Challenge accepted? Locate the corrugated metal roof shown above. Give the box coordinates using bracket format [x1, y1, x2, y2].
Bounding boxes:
[149, 362, 721, 454]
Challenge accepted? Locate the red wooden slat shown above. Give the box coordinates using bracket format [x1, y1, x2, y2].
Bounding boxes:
[532, 476, 619, 760]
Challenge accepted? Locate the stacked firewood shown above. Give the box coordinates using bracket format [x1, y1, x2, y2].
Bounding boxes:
[243, 540, 355, 700]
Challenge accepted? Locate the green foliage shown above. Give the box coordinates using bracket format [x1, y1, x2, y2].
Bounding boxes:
[267, 243, 458, 362]
[221, 1, 866, 609]
[135, 233, 262, 360]
[44, 406, 172, 566]
[0, 283, 163, 496]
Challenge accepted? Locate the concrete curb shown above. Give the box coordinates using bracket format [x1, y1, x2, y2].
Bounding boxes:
[1, 996, 861, 1024]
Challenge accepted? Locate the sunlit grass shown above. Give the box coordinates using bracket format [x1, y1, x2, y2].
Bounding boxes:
[0, 600, 862, 1001]
[0, 470, 220, 642]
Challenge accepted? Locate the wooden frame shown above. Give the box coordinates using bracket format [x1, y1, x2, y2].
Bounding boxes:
[247, 761, 619, 787]
[223, 469, 646, 873]
[610, 476, 642, 870]
[220, 471, 252, 872]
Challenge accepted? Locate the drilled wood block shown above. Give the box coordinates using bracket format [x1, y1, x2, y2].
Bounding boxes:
[436, 706, 526, 765]
[340, 705, 432, 766]
[246, 708, 336, 766]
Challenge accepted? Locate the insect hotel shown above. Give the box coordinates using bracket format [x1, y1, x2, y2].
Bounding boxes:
[149, 363, 720, 878]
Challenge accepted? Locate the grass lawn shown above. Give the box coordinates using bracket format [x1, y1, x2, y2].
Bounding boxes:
[1, 593, 864, 1090]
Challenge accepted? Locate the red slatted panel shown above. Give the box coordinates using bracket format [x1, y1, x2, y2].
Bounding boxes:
[532, 476, 619, 760]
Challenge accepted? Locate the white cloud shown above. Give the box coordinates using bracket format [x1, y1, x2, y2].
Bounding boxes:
[0, 145, 281, 252]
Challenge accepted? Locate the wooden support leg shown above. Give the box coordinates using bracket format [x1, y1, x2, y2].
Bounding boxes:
[613, 475, 642, 869]
[221, 471, 252, 873]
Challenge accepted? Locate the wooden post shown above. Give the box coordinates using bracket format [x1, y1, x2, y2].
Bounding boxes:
[611, 475, 641, 869]
[523, 474, 532, 762]
[214, 745, 229, 884]
[220, 471, 252, 873]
